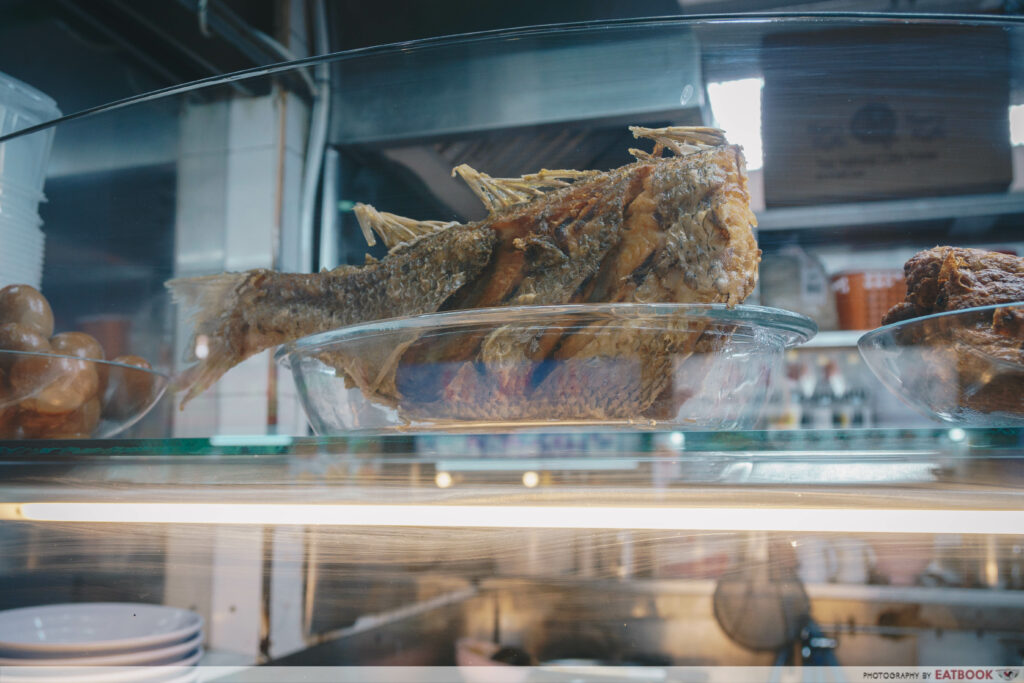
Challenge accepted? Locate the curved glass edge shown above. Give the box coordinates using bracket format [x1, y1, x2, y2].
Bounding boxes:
[91, 383, 170, 439]
[275, 303, 818, 365]
[0, 349, 170, 439]
[855, 301, 1024, 430]
[3, 12, 1024, 144]
[0, 349, 169, 379]
[857, 300, 1024, 357]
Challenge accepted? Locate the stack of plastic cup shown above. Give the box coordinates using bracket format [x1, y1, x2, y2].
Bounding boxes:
[0, 70, 61, 290]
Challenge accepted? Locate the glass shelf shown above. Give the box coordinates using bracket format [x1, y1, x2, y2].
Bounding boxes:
[756, 191, 1024, 232]
[3, 426, 1019, 460]
[3, 14, 1024, 671]
[1, 429, 1022, 534]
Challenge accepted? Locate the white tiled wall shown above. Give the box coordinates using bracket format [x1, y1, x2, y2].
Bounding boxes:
[277, 93, 310, 437]
[179, 102, 231, 157]
[224, 146, 277, 271]
[227, 96, 279, 151]
[275, 366, 309, 438]
[173, 92, 311, 437]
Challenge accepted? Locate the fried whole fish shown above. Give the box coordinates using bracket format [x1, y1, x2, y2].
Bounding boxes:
[169, 127, 760, 415]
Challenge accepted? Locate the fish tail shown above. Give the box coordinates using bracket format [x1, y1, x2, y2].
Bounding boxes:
[166, 271, 253, 408]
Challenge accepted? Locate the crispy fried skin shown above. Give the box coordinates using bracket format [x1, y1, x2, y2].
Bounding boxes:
[169, 133, 760, 415]
[396, 145, 759, 418]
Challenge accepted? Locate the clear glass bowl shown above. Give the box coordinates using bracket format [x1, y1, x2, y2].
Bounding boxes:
[278, 304, 816, 434]
[0, 350, 168, 438]
[858, 302, 1024, 426]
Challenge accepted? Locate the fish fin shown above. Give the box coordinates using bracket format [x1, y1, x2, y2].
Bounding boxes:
[353, 203, 455, 251]
[452, 164, 598, 213]
[166, 272, 246, 325]
[520, 169, 601, 184]
[629, 126, 727, 156]
[172, 357, 238, 409]
[165, 271, 251, 408]
[628, 148, 658, 161]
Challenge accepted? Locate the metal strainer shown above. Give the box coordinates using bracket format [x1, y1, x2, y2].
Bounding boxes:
[713, 533, 811, 652]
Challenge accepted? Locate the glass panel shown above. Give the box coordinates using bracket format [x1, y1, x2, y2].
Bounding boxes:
[1, 15, 1022, 437]
[1, 429, 1023, 667]
[1, 16, 1024, 670]
[1, 427, 1021, 494]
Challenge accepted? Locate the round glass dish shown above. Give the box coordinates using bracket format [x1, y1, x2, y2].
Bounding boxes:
[858, 302, 1024, 427]
[278, 304, 816, 434]
[0, 350, 168, 438]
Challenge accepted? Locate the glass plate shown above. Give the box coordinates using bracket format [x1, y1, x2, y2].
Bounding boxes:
[858, 302, 1024, 426]
[1, 350, 168, 439]
[278, 303, 816, 434]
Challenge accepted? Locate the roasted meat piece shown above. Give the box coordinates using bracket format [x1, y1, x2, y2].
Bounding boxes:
[882, 246, 1024, 325]
[882, 245, 1024, 366]
[878, 246, 1024, 420]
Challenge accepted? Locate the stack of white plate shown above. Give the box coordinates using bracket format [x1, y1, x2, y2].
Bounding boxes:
[0, 186, 46, 289]
[0, 70, 60, 290]
[0, 603, 203, 682]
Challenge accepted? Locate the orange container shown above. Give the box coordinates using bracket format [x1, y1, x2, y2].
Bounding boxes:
[831, 270, 905, 330]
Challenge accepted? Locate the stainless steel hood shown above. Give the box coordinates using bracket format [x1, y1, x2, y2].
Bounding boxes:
[325, 24, 707, 221]
[328, 26, 706, 146]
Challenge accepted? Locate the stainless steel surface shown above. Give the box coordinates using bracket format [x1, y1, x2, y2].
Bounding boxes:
[305, 566, 472, 638]
[275, 576, 473, 666]
[283, 575, 1024, 666]
[328, 27, 704, 145]
[756, 192, 1024, 231]
[318, 147, 340, 271]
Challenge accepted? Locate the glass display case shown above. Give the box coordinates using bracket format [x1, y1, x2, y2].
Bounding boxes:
[2, 428, 1024, 677]
[1, 12, 1023, 679]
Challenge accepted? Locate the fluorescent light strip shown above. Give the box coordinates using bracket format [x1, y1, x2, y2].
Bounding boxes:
[4, 503, 1023, 534]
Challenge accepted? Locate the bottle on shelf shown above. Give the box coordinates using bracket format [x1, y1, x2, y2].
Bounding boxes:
[808, 356, 835, 430]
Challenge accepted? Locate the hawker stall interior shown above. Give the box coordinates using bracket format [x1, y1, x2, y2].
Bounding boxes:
[0, 0, 1023, 678]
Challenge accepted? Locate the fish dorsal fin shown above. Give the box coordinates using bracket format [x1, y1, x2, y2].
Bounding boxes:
[627, 148, 658, 161]
[629, 126, 727, 159]
[452, 164, 599, 213]
[353, 203, 457, 251]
